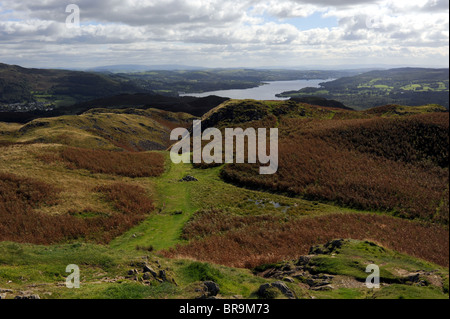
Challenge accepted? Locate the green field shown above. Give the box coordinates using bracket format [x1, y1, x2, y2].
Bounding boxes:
[278, 68, 449, 109]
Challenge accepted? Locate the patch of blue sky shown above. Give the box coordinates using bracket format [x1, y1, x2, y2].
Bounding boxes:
[261, 12, 338, 30]
[284, 12, 338, 30]
[1, 9, 23, 22]
[0, 9, 14, 16]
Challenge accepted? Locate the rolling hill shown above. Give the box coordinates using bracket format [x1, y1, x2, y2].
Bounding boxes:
[0, 108, 195, 151]
[198, 100, 449, 224]
[0, 63, 149, 107]
[277, 68, 450, 109]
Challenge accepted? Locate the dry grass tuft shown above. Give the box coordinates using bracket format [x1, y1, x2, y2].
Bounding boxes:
[0, 173, 155, 244]
[221, 113, 449, 224]
[38, 146, 166, 178]
[164, 210, 449, 268]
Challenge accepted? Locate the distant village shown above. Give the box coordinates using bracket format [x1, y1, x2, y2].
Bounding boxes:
[0, 101, 56, 113]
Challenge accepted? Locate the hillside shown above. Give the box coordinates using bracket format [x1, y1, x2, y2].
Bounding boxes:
[0, 63, 148, 108]
[0, 94, 229, 124]
[68, 94, 230, 117]
[277, 68, 450, 109]
[0, 108, 195, 151]
[204, 100, 449, 224]
[0, 100, 448, 300]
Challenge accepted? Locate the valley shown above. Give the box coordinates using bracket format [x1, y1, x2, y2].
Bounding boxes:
[0, 99, 448, 300]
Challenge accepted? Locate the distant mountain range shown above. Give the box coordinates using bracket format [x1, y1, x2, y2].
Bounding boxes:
[52, 63, 450, 73]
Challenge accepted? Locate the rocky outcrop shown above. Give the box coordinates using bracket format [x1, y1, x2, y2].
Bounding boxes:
[179, 175, 198, 182]
[309, 239, 347, 255]
[127, 260, 177, 286]
[0, 288, 13, 293]
[143, 265, 158, 278]
[254, 240, 351, 292]
[196, 281, 220, 299]
[257, 281, 296, 299]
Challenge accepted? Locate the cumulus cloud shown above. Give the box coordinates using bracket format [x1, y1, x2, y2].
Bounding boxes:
[0, 0, 448, 68]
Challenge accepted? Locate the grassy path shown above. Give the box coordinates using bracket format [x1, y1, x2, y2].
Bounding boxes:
[110, 151, 366, 253]
[110, 158, 199, 251]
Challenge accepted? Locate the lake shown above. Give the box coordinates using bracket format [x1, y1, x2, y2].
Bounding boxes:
[180, 79, 329, 100]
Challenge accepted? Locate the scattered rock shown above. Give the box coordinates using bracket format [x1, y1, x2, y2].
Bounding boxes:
[272, 281, 296, 299]
[307, 278, 331, 287]
[408, 273, 421, 283]
[257, 284, 280, 299]
[196, 281, 221, 299]
[127, 263, 177, 285]
[127, 269, 138, 276]
[0, 289, 14, 294]
[325, 239, 346, 251]
[203, 281, 220, 297]
[297, 255, 313, 266]
[14, 294, 40, 300]
[130, 260, 147, 268]
[311, 285, 334, 292]
[283, 277, 295, 283]
[179, 175, 198, 182]
[282, 264, 292, 272]
[0, 293, 6, 299]
[143, 273, 152, 281]
[309, 245, 326, 255]
[159, 270, 167, 282]
[309, 239, 347, 255]
[143, 265, 158, 278]
[254, 240, 362, 293]
[407, 273, 429, 286]
[257, 282, 296, 299]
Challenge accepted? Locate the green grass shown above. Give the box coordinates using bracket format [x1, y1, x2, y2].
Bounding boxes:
[0, 241, 274, 299]
[0, 242, 137, 296]
[313, 288, 366, 299]
[110, 154, 199, 251]
[88, 282, 178, 299]
[372, 285, 448, 299]
[0, 238, 448, 299]
[307, 240, 446, 283]
[175, 260, 270, 298]
[263, 240, 449, 299]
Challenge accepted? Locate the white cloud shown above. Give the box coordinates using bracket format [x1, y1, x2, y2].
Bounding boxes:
[0, 0, 448, 68]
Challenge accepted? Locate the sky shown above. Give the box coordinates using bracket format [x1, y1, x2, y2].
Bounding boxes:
[0, 0, 449, 69]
